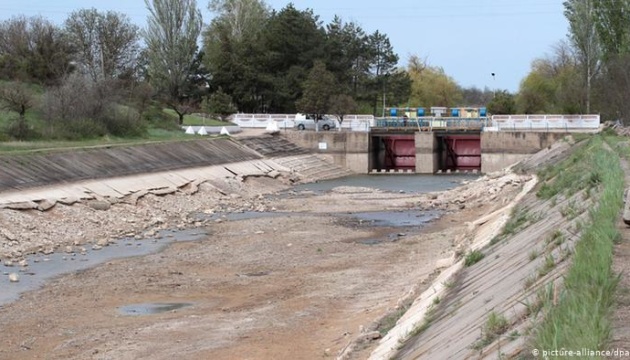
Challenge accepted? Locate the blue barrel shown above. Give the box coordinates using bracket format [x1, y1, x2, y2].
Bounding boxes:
[390, 108, 398, 117]
[479, 107, 487, 117]
[451, 108, 460, 117]
[417, 108, 425, 117]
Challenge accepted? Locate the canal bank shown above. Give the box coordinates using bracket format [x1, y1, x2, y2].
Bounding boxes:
[0, 129, 537, 359]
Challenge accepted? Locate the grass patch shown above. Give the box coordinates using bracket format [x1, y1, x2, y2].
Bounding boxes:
[472, 311, 510, 350]
[492, 206, 539, 245]
[162, 109, 227, 126]
[464, 250, 485, 267]
[532, 135, 623, 353]
[537, 254, 556, 278]
[536, 138, 602, 200]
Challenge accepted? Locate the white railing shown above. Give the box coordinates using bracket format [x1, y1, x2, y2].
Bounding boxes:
[230, 113, 375, 131]
[489, 114, 601, 131]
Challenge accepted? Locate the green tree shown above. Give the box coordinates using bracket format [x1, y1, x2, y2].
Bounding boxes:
[144, 0, 203, 124]
[593, 54, 630, 123]
[329, 94, 358, 128]
[295, 61, 336, 127]
[366, 30, 400, 114]
[0, 16, 74, 84]
[203, 0, 270, 112]
[593, 0, 630, 59]
[259, 4, 326, 112]
[564, 0, 600, 113]
[517, 42, 584, 114]
[487, 90, 516, 115]
[64, 8, 140, 82]
[202, 87, 237, 121]
[407, 55, 462, 108]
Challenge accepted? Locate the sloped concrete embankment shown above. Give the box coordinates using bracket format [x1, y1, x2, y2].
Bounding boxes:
[0, 135, 353, 258]
[368, 140, 587, 359]
[0, 139, 262, 193]
[0, 135, 352, 210]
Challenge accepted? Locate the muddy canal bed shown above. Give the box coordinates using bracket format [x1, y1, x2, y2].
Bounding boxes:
[0, 172, 519, 360]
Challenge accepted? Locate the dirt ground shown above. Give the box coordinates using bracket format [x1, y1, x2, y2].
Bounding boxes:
[609, 156, 630, 356]
[0, 165, 528, 360]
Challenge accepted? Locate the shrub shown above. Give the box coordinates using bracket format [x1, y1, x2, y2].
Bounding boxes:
[465, 250, 485, 267]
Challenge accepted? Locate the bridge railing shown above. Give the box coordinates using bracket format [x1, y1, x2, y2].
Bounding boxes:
[230, 113, 375, 131]
[489, 114, 601, 131]
[374, 117, 489, 130]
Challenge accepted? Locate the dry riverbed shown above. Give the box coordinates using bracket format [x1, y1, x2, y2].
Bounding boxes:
[0, 169, 529, 360]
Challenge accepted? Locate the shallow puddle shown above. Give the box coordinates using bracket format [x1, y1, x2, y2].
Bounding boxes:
[119, 302, 193, 316]
[0, 228, 207, 307]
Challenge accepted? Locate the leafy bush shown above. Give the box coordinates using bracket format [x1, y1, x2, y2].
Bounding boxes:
[101, 107, 147, 137]
[53, 118, 107, 140]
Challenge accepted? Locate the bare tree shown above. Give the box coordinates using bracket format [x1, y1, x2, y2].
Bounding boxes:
[64, 8, 140, 82]
[0, 82, 35, 119]
[144, 0, 203, 124]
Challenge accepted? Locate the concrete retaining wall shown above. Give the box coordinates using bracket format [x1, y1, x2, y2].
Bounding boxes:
[481, 132, 570, 173]
[282, 132, 370, 173]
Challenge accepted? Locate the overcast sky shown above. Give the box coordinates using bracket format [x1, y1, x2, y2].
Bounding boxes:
[0, 0, 568, 92]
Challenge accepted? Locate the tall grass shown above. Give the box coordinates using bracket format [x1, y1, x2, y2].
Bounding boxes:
[532, 136, 623, 351]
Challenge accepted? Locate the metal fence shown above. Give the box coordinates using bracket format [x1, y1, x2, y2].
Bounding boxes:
[489, 114, 601, 131]
[230, 114, 375, 131]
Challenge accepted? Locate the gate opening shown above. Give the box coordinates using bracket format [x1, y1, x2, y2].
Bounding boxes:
[371, 135, 415, 172]
[438, 135, 481, 172]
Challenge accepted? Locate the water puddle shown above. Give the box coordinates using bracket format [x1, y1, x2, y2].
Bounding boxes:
[0, 228, 207, 307]
[119, 302, 193, 316]
[290, 174, 479, 195]
[344, 210, 442, 227]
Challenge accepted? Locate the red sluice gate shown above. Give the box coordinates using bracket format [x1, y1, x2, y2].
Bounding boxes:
[383, 136, 415, 170]
[443, 135, 481, 171]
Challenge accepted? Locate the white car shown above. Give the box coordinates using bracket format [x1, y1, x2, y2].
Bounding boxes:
[295, 117, 337, 131]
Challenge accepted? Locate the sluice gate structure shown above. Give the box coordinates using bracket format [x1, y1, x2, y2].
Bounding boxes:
[236, 114, 601, 175]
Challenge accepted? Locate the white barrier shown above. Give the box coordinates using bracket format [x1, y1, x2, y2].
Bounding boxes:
[230, 113, 375, 132]
[491, 114, 600, 131]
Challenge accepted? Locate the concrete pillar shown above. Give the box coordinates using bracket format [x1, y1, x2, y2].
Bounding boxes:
[415, 132, 437, 174]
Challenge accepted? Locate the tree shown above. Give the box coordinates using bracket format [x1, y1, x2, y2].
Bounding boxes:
[259, 4, 326, 112]
[65, 9, 140, 82]
[329, 94, 357, 128]
[592, 0, 630, 59]
[203, 0, 270, 112]
[0, 82, 35, 120]
[144, 0, 203, 124]
[564, 0, 601, 113]
[295, 61, 336, 129]
[0, 16, 74, 84]
[517, 43, 584, 114]
[407, 55, 462, 108]
[202, 87, 237, 121]
[593, 54, 630, 123]
[0, 81, 36, 139]
[208, 0, 270, 42]
[366, 30, 399, 114]
[487, 90, 516, 115]
[460, 86, 493, 107]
